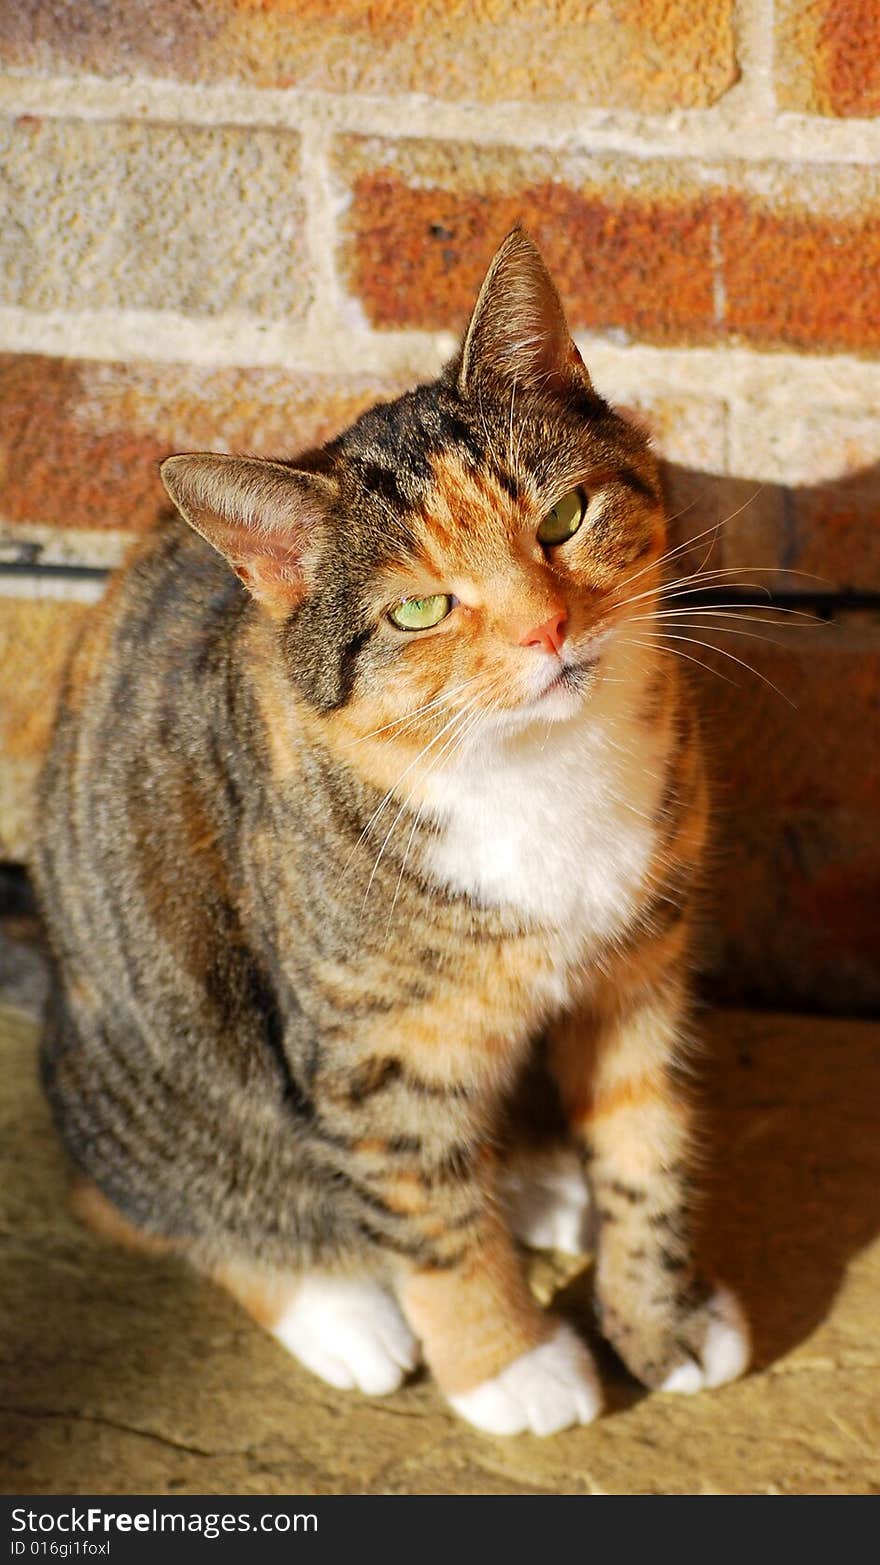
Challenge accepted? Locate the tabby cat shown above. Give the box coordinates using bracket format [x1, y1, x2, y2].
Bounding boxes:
[34, 229, 749, 1436]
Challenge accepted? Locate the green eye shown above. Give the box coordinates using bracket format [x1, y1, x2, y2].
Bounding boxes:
[389, 593, 453, 631]
[537, 488, 586, 546]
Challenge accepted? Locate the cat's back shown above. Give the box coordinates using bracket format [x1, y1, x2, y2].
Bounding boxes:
[49, 517, 242, 754]
[33, 517, 253, 956]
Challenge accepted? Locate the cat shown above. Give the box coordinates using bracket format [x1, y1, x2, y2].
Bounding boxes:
[33, 228, 749, 1436]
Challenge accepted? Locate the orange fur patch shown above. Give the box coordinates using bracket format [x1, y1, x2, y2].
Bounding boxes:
[70, 1180, 178, 1256]
[207, 1258, 300, 1330]
[399, 1217, 549, 1394]
[572, 1068, 666, 1127]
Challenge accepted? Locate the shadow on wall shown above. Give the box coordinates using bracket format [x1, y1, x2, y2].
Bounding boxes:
[652, 457, 880, 1021]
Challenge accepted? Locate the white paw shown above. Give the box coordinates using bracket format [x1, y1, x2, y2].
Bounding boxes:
[449, 1322, 602, 1436]
[500, 1148, 593, 1256]
[660, 1287, 751, 1395]
[273, 1275, 420, 1396]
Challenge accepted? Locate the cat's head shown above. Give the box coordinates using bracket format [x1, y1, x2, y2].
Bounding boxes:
[161, 229, 665, 759]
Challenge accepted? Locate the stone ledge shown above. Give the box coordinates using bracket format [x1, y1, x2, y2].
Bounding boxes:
[1, 949, 878, 1494]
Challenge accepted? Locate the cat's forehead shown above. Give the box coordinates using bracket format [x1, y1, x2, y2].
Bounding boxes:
[412, 448, 527, 576]
[337, 381, 484, 498]
[333, 375, 609, 523]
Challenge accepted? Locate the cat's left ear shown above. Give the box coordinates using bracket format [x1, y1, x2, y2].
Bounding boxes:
[456, 226, 592, 399]
[160, 453, 334, 618]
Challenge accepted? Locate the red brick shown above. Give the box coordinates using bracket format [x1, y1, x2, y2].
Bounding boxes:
[340, 141, 880, 355]
[340, 143, 720, 345]
[704, 811, 880, 1014]
[0, 0, 738, 111]
[0, 356, 410, 541]
[777, 0, 880, 117]
[695, 617, 879, 817]
[721, 197, 880, 356]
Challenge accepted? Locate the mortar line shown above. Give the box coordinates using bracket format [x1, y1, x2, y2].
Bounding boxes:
[710, 213, 727, 332]
[732, 0, 779, 124]
[2, 307, 879, 412]
[297, 115, 346, 337]
[2, 71, 880, 168]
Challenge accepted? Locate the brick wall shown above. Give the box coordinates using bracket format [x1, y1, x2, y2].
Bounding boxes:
[1, 1, 878, 1012]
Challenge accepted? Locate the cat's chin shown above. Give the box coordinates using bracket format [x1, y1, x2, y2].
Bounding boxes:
[490, 656, 600, 735]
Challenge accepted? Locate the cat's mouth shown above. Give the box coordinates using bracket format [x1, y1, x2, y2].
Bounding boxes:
[538, 656, 597, 702]
[509, 641, 607, 725]
[533, 628, 612, 705]
[478, 633, 612, 736]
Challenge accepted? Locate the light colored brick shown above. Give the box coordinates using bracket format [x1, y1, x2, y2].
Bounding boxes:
[0, 117, 308, 318]
[0, 355, 410, 540]
[0, 0, 739, 112]
[776, 0, 880, 118]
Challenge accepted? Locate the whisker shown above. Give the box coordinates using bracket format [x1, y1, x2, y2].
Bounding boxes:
[661, 566, 826, 593]
[362, 690, 490, 912]
[615, 565, 829, 620]
[615, 502, 756, 599]
[654, 601, 817, 623]
[622, 635, 740, 689]
[352, 674, 486, 745]
[384, 698, 490, 933]
[345, 700, 476, 880]
[635, 628, 797, 707]
[631, 610, 815, 647]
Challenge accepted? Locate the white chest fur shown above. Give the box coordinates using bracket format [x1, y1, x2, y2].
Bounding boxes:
[422, 639, 668, 958]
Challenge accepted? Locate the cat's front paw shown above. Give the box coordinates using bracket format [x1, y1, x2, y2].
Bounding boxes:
[600, 1283, 750, 1394]
[448, 1322, 602, 1436]
[500, 1147, 593, 1256]
[273, 1274, 421, 1396]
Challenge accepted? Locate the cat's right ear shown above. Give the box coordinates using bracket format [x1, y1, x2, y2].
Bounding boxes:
[160, 453, 333, 618]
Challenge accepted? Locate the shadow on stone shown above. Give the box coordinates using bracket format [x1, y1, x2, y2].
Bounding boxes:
[697, 1011, 880, 1373]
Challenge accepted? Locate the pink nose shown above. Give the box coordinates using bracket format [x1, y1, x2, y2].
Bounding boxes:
[519, 611, 567, 656]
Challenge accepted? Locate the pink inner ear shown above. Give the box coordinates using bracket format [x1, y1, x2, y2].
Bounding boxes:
[161, 453, 333, 614]
[233, 546, 305, 597]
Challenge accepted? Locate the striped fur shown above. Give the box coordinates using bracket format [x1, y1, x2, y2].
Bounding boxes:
[34, 230, 748, 1434]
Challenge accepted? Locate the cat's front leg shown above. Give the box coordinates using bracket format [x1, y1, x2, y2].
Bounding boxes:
[548, 972, 750, 1394]
[397, 1207, 601, 1435]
